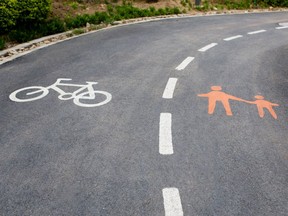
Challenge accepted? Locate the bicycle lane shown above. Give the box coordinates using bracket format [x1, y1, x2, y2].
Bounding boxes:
[0, 12, 288, 215]
[0, 18, 207, 214]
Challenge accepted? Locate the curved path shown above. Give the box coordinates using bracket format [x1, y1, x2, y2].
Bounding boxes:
[1, 12, 288, 215]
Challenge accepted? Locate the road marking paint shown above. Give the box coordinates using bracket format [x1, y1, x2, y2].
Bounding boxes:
[276, 26, 288, 30]
[247, 29, 266, 35]
[198, 43, 218, 52]
[9, 78, 112, 107]
[175, 57, 195, 71]
[162, 188, 184, 216]
[198, 86, 279, 119]
[162, 78, 178, 99]
[223, 35, 243, 41]
[159, 113, 173, 155]
[278, 22, 288, 26]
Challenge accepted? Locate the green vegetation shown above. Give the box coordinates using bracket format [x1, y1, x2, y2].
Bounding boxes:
[194, 0, 288, 11]
[0, 37, 5, 50]
[0, 2, 182, 50]
[0, 0, 287, 50]
[72, 28, 85, 35]
[0, 0, 51, 32]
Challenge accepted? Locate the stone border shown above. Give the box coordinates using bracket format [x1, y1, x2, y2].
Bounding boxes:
[1, 8, 287, 66]
[279, 22, 288, 26]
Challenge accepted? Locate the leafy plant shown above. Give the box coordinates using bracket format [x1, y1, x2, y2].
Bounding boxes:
[72, 28, 85, 35]
[40, 18, 66, 36]
[16, 0, 51, 25]
[69, 2, 79, 10]
[0, 37, 6, 50]
[0, 0, 19, 32]
[8, 29, 38, 43]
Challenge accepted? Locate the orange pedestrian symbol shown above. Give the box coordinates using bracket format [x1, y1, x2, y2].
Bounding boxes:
[246, 95, 279, 119]
[198, 86, 279, 119]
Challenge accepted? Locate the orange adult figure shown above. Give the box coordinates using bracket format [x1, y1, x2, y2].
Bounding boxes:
[198, 86, 245, 116]
[246, 95, 279, 119]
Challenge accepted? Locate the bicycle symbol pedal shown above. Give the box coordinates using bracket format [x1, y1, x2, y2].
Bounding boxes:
[9, 78, 112, 108]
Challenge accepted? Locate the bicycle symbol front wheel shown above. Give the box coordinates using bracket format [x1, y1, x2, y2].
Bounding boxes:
[73, 90, 112, 107]
[9, 86, 49, 102]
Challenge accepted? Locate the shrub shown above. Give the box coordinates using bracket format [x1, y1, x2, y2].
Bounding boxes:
[172, 7, 181, 14]
[149, 6, 156, 14]
[65, 14, 89, 29]
[40, 18, 65, 36]
[0, 0, 51, 32]
[0, 0, 18, 32]
[157, 8, 165, 15]
[262, 0, 288, 7]
[69, 2, 79, 10]
[8, 29, 38, 43]
[16, 0, 51, 26]
[0, 37, 6, 50]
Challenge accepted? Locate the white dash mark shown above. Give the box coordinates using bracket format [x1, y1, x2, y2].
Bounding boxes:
[159, 113, 173, 155]
[247, 29, 266, 35]
[162, 78, 178, 99]
[223, 35, 243, 41]
[175, 57, 194, 71]
[276, 26, 288, 30]
[163, 188, 184, 216]
[198, 43, 218, 52]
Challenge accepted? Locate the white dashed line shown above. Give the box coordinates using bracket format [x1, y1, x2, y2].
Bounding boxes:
[247, 29, 266, 35]
[162, 78, 178, 99]
[223, 35, 243, 41]
[276, 26, 288, 30]
[175, 57, 195, 71]
[198, 43, 218, 52]
[159, 113, 173, 155]
[162, 188, 184, 216]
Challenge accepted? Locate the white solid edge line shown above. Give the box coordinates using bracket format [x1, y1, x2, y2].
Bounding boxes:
[223, 35, 243, 41]
[162, 78, 178, 99]
[159, 113, 173, 155]
[247, 29, 267, 35]
[175, 57, 195, 71]
[276, 26, 288, 29]
[198, 43, 218, 52]
[163, 188, 184, 216]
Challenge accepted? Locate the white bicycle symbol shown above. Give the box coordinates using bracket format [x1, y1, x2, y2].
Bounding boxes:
[9, 78, 112, 107]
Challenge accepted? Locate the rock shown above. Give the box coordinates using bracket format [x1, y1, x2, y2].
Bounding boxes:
[86, 22, 91, 28]
[112, 21, 122, 25]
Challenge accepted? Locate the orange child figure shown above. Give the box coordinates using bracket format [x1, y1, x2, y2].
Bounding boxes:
[246, 95, 279, 119]
[198, 86, 245, 116]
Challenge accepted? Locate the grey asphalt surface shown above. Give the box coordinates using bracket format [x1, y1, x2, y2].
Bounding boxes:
[0, 12, 288, 215]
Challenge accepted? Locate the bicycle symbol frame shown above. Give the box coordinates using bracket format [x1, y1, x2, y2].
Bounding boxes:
[9, 78, 112, 107]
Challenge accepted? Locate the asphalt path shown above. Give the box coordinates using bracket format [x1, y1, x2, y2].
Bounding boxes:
[0, 12, 288, 215]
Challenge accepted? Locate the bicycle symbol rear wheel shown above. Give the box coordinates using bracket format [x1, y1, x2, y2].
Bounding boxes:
[9, 86, 49, 102]
[73, 90, 112, 107]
